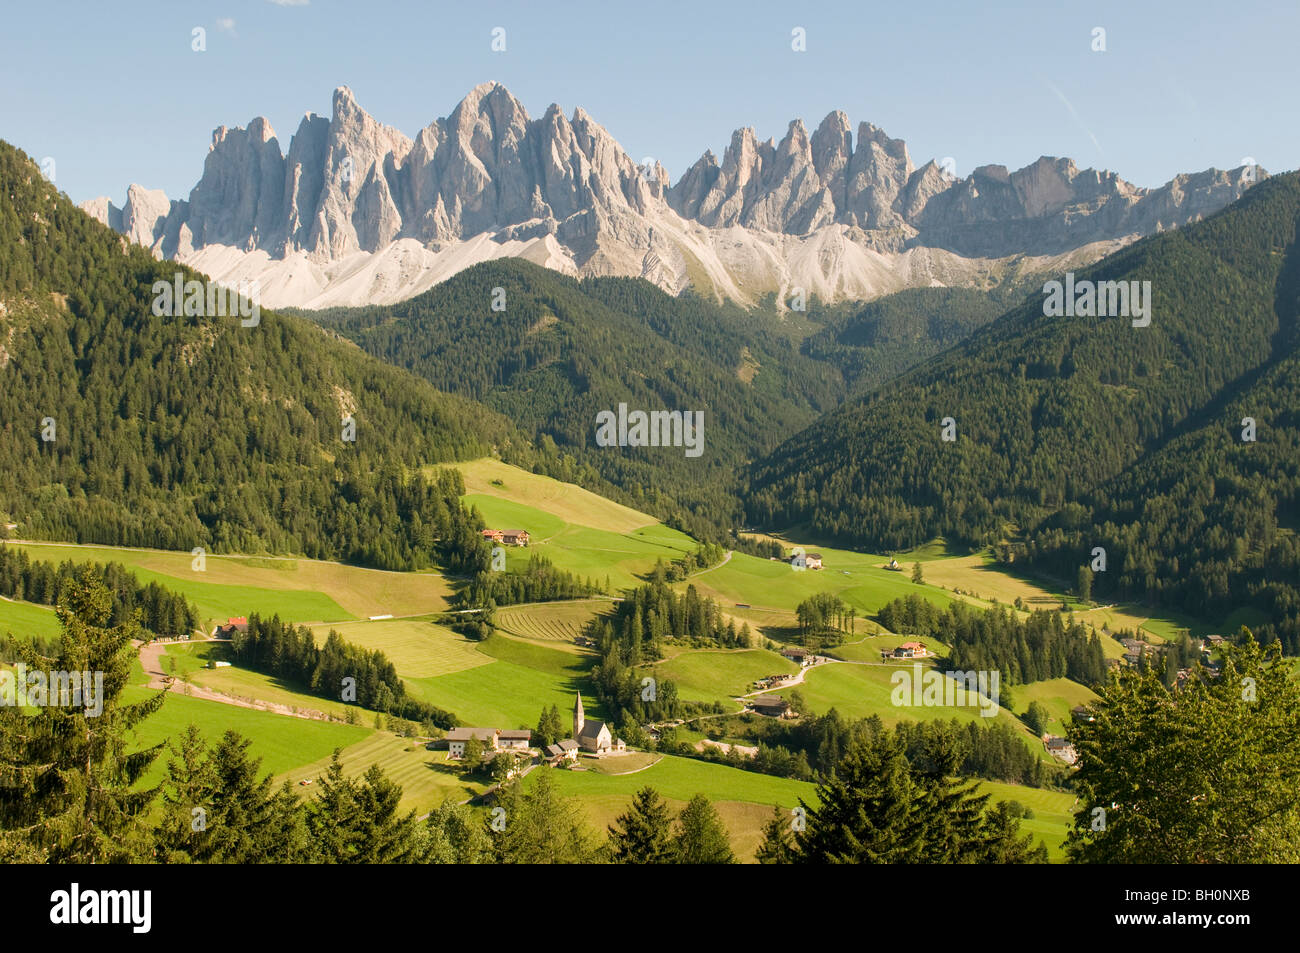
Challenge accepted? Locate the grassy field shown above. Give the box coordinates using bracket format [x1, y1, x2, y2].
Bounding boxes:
[684, 546, 961, 640]
[407, 632, 597, 729]
[452, 459, 696, 590]
[156, 641, 354, 720]
[279, 731, 490, 813]
[538, 753, 818, 861]
[464, 495, 696, 590]
[782, 658, 1040, 741]
[123, 685, 371, 786]
[8, 542, 452, 624]
[0, 596, 61, 639]
[454, 458, 658, 534]
[641, 648, 797, 704]
[1013, 677, 1102, 737]
[308, 618, 493, 678]
[494, 599, 611, 646]
[978, 780, 1078, 862]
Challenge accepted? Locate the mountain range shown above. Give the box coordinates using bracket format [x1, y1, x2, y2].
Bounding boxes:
[82, 83, 1260, 309]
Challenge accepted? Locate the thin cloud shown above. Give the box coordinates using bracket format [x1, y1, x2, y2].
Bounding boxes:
[215, 18, 237, 35]
[1045, 80, 1103, 159]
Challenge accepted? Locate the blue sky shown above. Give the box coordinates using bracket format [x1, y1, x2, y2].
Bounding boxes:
[2, 0, 1296, 204]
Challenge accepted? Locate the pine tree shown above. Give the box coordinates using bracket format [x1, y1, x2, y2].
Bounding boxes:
[607, 786, 674, 863]
[755, 806, 795, 864]
[495, 769, 592, 864]
[672, 793, 735, 864]
[0, 569, 165, 862]
[155, 724, 216, 863]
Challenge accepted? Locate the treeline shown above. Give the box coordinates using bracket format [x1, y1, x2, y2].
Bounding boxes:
[794, 592, 856, 649]
[757, 720, 1049, 863]
[878, 594, 1107, 687]
[310, 258, 844, 541]
[454, 553, 603, 608]
[748, 175, 1300, 552]
[1018, 343, 1300, 655]
[0, 544, 197, 636]
[228, 613, 456, 728]
[601, 579, 753, 660]
[586, 578, 754, 727]
[0, 140, 515, 573]
[672, 706, 1050, 787]
[659, 543, 727, 582]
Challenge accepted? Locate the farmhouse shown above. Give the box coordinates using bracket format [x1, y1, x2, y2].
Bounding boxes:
[445, 727, 500, 758]
[502, 530, 530, 546]
[780, 646, 810, 664]
[805, 552, 824, 570]
[214, 616, 249, 638]
[480, 529, 505, 543]
[497, 729, 532, 750]
[546, 739, 579, 764]
[885, 558, 902, 571]
[750, 695, 790, 717]
[893, 641, 929, 659]
[1045, 735, 1078, 764]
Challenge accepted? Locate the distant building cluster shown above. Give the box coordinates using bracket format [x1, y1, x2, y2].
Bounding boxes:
[481, 529, 530, 546]
[439, 693, 625, 773]
[882, 641, 929, 660]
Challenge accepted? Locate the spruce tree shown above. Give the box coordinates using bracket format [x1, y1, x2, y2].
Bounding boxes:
[673, 793, 735, 864]
[0, 569, 165, 862]
[608, 786, 674, 863]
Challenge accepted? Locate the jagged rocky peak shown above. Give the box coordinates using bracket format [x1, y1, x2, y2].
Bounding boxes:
[79, 83, 1262, 308]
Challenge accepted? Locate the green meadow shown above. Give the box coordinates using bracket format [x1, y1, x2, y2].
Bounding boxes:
[7, 542, 454, 625]
[279, 731, 491, 813]
[308, 618, 493, 678]
[977, 780, 1077, 862]
[465, 494, 696, 590]
[685, 547, 960, 632]
[407, 633, 597, 728]
[123, 685, 370, 785]
[0, 596, 61, 640]
[1013, 677, 1102, 737]
[784, 658, 1039, 740]
[641, 648, 797, 704]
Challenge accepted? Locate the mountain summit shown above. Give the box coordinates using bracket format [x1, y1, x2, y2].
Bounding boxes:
[84, 84, 1261, 309]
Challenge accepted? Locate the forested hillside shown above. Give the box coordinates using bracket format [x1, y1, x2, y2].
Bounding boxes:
[1023, 320, 1300, 651]
[747, 172, 1300, 650]
[0, 141, 519, 570]
[802, 285, 1019, 394]
[308, 260, 843, 536]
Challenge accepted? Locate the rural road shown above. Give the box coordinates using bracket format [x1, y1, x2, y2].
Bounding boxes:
[135, 637, 339, 723]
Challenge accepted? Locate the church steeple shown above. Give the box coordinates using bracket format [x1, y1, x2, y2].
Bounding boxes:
[573, 691, 585, 740]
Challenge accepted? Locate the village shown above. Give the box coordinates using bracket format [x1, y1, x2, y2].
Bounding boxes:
[431, 692, 628, 783]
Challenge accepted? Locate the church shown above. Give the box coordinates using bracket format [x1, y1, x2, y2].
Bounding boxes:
[572, 692, 624, 754]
